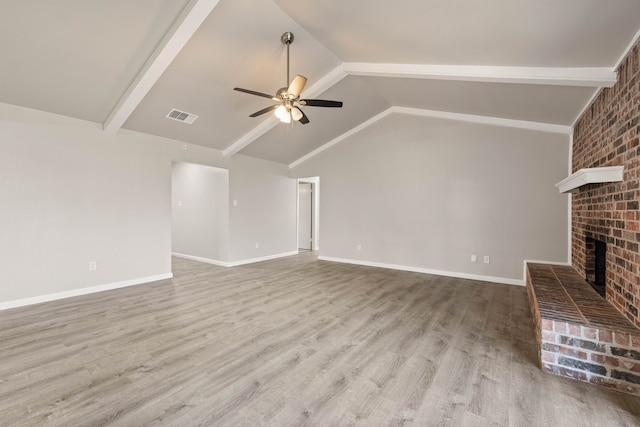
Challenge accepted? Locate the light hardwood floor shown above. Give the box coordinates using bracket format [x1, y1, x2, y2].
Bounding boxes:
[1, 252, 639, 426]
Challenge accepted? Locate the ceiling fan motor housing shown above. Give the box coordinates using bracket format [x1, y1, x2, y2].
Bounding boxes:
[276, 87, 290, 100]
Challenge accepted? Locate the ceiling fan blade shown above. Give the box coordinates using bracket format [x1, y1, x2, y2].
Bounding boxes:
[299, 99, 343, 108]
[287, 75, 307, 98]
[234, 87, 274, 99]
[249, 104, 279, 117]
[298, 108, 310, 124]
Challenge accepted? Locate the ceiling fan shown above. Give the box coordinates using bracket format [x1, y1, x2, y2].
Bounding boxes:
[234, 32, 343, 125]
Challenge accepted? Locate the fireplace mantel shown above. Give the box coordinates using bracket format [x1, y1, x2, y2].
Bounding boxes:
[555, 166, 624, 193]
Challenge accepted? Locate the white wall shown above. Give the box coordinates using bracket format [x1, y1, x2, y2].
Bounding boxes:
[228, 155, 297, 263]
[171, 162, 229, 262]
[0, 102, 297, 305]
[291, 113, 570, 283]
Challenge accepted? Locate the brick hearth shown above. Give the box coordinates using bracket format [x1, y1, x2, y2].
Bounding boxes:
[527, 263, 640, 395]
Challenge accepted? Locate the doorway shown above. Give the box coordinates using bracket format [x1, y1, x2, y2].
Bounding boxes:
[298, 177, 319, 252]
[298, 182, 312, 250]
[171, 162, 229, 264]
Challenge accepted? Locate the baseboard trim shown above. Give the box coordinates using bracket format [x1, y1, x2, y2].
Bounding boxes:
[227, 251, 299, 267]
[318, 256, 525, 286]
[172, 252, 231, 267]
[172, 251, 299, 268]
[0, 273, 174, 312]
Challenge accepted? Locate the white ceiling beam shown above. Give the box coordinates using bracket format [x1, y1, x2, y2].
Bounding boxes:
[223, 64, 348, 158]
[227, 62, 614, 159]
[103, 0, 221, 134]
[614, 27, 640, 71]
[222, 115, 280, 158]
[289, 106, 571, 169]
[343, 63, 617, 87]
[297, 63, 349, 99]
[288, 108, 394, 169]
[394, 107, 572, 134]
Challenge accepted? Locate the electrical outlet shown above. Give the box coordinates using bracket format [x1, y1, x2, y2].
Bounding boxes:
[89, 261, 97, 271]
[484, 256, 490, 264]
[357, 244, 362, 251]
[471, 254, 477, 263]
[255, 242, 259, 249]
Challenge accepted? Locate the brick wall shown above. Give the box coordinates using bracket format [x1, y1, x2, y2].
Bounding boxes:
[572, 40, 640, 327]
[540, 319, 640, 395]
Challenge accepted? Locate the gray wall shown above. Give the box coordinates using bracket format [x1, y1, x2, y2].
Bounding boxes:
[228, 155, 297, 262]
[171, 162, 229, 262]
[291, 113, 570, 282]
[0, 102, 297, 304]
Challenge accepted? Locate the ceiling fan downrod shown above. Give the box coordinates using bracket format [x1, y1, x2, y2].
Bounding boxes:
[281, 32, 294, 90]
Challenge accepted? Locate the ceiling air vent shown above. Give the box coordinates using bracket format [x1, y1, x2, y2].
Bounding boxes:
[166, 109, 198, 124]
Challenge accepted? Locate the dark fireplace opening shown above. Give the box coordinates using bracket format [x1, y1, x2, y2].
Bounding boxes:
[585, 237, 606, 297]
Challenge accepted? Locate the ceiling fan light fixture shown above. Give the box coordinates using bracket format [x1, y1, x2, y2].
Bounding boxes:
[280, 113, 292, 124]
[291, 106, 303, 122]
[275, 105, 288, 121]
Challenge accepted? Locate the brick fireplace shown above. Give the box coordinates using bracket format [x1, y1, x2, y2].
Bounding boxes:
[572, 41, 640, 328]
[527, 39, 640, 396]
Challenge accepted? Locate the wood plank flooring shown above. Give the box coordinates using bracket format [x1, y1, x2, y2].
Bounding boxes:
[1, 252, 639, 426]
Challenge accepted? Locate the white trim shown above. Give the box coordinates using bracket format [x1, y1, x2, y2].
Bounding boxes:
[571, 87, 602, 129]
[571, 30, 639, 129]
[289, 108, 393, 169]
[394, 106, 572, 134]
[172, 252, 230, 267]
[570, 30, 640, 129]
[571, 29, 640, 130]
[103, 0, 220, 134]
[223, 65, 348, 158]
[296, 178, 319, 251]
[289, 106, 571, 169]
[555, 166, 624, 193]
[171, 251, 298, 267]
[0, 273, 173, 312]
[172, 250, 299, 267]
[343, 63, 617, 87]
[222, 115, 280, 158]
[227, 251, 299, 267]
[297, 64, 348, 99]
[614, 28, 640, 71]
[318, 256, 524, 286]
[298, 177, 321, 251]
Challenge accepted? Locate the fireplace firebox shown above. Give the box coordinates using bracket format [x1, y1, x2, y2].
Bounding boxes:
[585, 237, 606, 297]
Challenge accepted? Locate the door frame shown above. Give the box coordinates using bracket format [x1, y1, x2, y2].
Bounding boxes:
[297, 177, 319, 251]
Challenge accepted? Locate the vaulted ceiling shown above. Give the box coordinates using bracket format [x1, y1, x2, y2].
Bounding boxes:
[1, 0, 639, 166]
